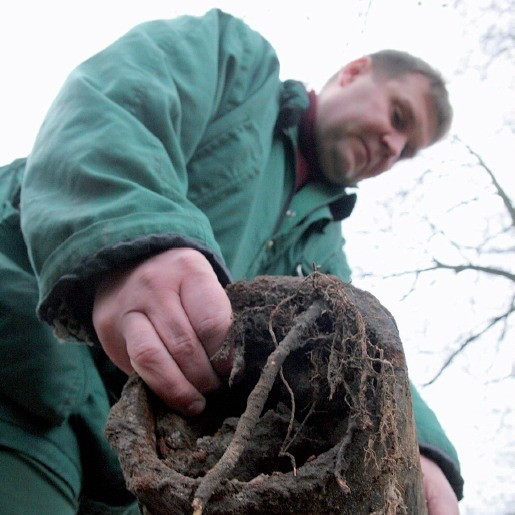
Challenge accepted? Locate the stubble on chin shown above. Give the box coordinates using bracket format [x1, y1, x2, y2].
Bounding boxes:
[322, 144, 350, 186]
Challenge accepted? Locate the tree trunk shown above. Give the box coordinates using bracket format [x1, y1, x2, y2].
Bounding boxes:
[106, 274, 427, 514]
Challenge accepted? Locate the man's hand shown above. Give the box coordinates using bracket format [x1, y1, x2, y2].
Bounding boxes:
[93, 248, 232, 416]
[421, 454, 460, 514]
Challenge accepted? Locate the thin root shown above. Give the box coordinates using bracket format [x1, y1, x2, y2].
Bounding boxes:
[191, 300, 326, 514]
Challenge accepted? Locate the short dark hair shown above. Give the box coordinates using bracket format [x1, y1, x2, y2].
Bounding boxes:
[369, 49, 453, 143]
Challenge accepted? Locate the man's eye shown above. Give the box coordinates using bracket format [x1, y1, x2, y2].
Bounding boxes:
[392, 107, 406, 130]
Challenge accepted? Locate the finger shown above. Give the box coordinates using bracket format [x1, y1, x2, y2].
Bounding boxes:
[179, 269, 233, 376]
[424, 485, 459, 515]
[426, 496, 453, 515]
[149, 295, 222, 393]
[421, 455, 459, 515]
[96, 329, 134, 376]
[93, 304, 133, 375]
[122, 311, 206, 416]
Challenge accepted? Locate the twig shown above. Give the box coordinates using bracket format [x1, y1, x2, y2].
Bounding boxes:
[191, 299, 326, 515]
[424, 302, 515, 385]
[432, 259, 515, 282]
[278, 367, 297, 457]
[280, 401, 318, 457]
[455, 135, 515, 227]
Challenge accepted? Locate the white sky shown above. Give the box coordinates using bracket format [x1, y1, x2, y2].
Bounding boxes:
[1, 1, 514, 513]
[1, 1, 511, 193]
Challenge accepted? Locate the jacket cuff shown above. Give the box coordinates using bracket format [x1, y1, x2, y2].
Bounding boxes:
[419, 444, 464, 500]
[38, 233, 232, 343]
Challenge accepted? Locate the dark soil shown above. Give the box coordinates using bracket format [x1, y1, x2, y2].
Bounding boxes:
[106, 274, 427, 514]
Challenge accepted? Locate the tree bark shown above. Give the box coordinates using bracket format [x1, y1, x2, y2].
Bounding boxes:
[106, 274, 427, 514]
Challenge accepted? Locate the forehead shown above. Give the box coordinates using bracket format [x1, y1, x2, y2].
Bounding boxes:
[386, 73, 437, 149]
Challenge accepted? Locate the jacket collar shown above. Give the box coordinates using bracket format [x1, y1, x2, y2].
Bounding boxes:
[277, 81, 357, 222]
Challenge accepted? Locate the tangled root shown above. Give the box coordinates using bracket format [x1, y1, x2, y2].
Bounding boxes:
[106, 274, 427, 514]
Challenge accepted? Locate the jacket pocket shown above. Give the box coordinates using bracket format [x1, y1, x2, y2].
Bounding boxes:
[187, 118, 263, 206]
[297, 220, 351, 281]
[273, 218, 351, 282]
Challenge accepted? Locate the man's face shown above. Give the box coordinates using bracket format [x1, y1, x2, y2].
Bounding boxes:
[315, 57, 437, 185]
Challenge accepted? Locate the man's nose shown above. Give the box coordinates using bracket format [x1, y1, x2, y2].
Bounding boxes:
[382, 132, 407, 161]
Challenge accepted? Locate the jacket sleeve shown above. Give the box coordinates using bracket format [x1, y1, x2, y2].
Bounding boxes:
[20, 9, 280, 341]
[322, 236, 464, 499]
[411, 383, 464, 499]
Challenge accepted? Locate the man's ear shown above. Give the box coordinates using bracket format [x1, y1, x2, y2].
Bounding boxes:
[337, 56, 372, 86]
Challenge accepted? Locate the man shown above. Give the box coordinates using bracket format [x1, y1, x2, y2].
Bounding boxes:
[0, 9, 462, 514]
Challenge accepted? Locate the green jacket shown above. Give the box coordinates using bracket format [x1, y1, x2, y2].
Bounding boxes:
[3, 8, 463, 500]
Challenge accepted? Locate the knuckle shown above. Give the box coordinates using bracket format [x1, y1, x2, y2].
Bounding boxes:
[175, 250, 210, 275]
[195, 312, 231, 342]
[127, 337, 162, 368]
[92, 307, 115, 342]
[170, 333, 199, 361]
[135, 267, 163, 292]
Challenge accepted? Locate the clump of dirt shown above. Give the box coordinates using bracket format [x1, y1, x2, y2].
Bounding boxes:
[106, 274, 427, 514]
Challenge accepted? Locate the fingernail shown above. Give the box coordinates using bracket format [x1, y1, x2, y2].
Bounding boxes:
[187, 399, 205, 416]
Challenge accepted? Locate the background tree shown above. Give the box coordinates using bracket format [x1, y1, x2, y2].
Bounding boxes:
[345, 1, 514, 512]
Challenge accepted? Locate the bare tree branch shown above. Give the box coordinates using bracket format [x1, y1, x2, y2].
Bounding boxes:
[424, 300, 515, 386]
[362, 260, 515, 283]
[454, 135, 515, 227]
[432, 259, 515, 282]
